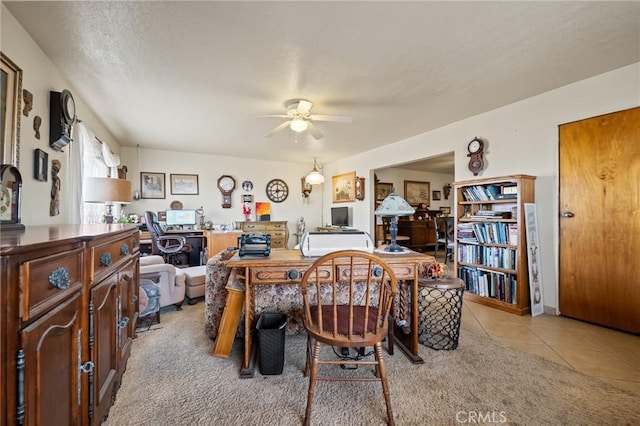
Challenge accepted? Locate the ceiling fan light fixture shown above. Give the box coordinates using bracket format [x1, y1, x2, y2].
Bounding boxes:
[290, 117, 308, 133]
[305, 158, 325, 185]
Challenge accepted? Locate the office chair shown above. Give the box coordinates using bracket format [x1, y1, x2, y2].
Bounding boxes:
[300, 250, 398, 426]
[144, 211, 193, 266]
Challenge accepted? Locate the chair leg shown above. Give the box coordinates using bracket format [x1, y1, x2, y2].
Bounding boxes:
[304, 340, 321, 426]
[304, 334, 312, 377]
[374, 342, 395, 426]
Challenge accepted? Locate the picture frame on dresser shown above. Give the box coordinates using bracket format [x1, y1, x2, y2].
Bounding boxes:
[141, 172, 165, 199]
[404, 180, 430, 206]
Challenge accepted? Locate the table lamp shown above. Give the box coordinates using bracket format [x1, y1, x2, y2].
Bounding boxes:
[374, 189, 415, 252]
[84, 177, 133, 223]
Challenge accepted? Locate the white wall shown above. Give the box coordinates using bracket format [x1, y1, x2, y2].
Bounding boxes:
[325, 63, 640, 311]
[119, 146, 323, 247]
[1, 5, 121, 225]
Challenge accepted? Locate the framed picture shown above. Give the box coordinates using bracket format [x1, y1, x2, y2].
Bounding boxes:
[432, 190, 441, 201]
[34, 149, 48, 181]
[375, 182, 393, 201]
[440, 206, 451, 215]
[404, 180, 430, 206]
[141, 172, 165, 199]
[170, 173, 199, 195]
[255, 201, 271, 221]
[332, 171, 356, 203]
[1, 53, 23, 167]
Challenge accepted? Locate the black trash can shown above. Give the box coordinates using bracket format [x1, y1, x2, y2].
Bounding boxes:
[417, 277, 465, 350]
[256, 313, 287, 375]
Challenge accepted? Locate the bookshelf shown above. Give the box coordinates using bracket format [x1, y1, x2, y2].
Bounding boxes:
[453, 174, 536, 315]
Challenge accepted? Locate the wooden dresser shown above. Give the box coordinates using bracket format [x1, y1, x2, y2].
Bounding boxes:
[236, 221, 289, 248]
[0, 224, 140, 425]
[397, 219, 436, 252]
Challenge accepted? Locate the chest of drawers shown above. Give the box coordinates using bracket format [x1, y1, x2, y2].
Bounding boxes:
[237, 221, 289, 249]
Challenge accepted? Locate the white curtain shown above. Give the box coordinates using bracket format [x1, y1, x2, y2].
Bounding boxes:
[77, 122, 124, 223]
[68, 123, 86, 224]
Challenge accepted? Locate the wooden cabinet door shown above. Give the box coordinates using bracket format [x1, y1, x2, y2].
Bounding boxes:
[91, 274, 118, 424]
[117, 260, 137, 374]
[20, 292, 83, 425]
[559, 106, 640, 334]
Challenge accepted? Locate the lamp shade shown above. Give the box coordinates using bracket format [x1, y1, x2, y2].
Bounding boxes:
[374, 190, 415, 217]
[84, 177, 133, 204]
[305, 170, 325, 185]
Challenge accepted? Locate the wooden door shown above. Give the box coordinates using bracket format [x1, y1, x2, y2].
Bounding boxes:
[20, 292, 83, 425]
[559, 106, 640, 334]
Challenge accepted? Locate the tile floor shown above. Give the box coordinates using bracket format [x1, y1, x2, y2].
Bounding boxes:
[460, 301, 640, 396]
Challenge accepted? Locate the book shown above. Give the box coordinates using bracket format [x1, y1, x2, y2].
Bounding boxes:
[508, 224, 518, 245]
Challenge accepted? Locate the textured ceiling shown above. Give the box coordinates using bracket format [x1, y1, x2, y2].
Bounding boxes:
[4, 1, 639, 169]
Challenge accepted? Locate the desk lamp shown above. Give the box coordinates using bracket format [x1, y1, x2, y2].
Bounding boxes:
[374, 189, 415, 252]
[84, 177, 133, 223]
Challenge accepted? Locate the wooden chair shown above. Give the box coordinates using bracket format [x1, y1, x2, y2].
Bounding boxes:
[300, 250, 398, 426]
[434, 216, 454, 263]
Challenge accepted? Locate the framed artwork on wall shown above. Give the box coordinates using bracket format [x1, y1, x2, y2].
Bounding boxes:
[404, 180, 430, 206]
[170, 173, 199, 195]
[376, 182, 393, 201]
[1, 53, 23, 167]
[141, 172, 165, 199]
[34, 149, 48, 181]
[432, 190, 441, 201]
[332, 171, 356, 203]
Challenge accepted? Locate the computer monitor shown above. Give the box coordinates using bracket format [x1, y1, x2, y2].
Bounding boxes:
[165, 209, 197, 227]
[330, 206, 349, 227]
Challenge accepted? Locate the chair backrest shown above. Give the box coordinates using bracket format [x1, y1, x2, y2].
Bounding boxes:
[300, 250, 397, 347]
[435, 216, 454, 241]
[144, 211, 164, 255]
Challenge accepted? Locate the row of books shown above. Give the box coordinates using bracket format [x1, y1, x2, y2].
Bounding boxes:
[458, 266, 517, 304]
[457, 222, 518, 245]
[461, 184, 518, 202]
[457, 245, 517, 270]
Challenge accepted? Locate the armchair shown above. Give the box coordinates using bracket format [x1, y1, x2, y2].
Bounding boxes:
[144, 210, 193, 266]
[139, 255, 186, 310]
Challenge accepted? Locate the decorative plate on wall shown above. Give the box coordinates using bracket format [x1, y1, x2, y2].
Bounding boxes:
[170, 200, 183, 210]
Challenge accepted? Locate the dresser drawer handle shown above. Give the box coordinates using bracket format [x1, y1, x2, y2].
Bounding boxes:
[372, 266, 383, 278]
[120, 243, 129, 256]
[49, 267, 71, 289]
[100, 252, 112, 267]
[287, 269, 300, 280]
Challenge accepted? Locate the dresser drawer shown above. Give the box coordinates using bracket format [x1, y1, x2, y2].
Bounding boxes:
[90, 234, 136, 283]
[251, 265, 332, 284]
[20, 248, 84, 321]
[336, 263, 416, 281]
[270, 238, 286, 248]
[242, 223, 269, 232]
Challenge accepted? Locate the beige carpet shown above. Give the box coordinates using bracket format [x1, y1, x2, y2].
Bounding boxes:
[104, 303, 639, 426]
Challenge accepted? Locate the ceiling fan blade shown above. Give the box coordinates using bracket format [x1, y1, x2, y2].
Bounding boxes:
[297, 99, 313, 114]
[309, 114, 352, 123]
[265, 121, 291, 138]
[307, 121, 324, 140]
[252, 114, 290, 118]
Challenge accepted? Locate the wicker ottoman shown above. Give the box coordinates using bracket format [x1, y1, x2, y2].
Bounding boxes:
[417, 277, 465, 350]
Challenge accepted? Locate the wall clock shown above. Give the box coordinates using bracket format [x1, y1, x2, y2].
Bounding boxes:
[217, 175, 236, 208]
[266, 178, 289, 203]
[50, 89, 75, 151]
[467, 137, 485, 176]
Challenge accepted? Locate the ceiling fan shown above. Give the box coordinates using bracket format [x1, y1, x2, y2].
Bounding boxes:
[255, 99, 352, 140]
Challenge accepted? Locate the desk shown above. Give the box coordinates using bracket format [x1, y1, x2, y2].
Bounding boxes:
[140, 230, 242, 264]
[226, 249, 434, 377]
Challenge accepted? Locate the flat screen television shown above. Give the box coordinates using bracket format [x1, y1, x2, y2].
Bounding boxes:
[330, 206, 349, 227]
[165, 209, 197, 227]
